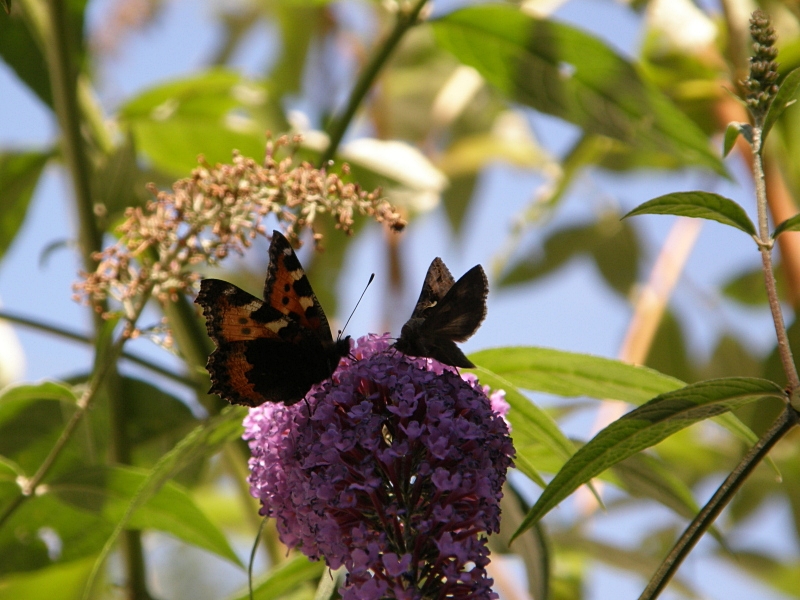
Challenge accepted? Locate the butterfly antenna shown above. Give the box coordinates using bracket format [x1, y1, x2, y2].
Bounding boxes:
[338, 273, 375, 339]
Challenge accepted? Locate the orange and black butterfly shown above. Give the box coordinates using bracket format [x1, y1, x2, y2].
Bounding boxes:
[195, 231, 350, 406]
[394, 258, 488, 368]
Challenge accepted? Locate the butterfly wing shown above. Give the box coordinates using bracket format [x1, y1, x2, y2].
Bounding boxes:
[195, 231, 349, 406]
[395, 262, 488, 368]
[416, 265, 488, 342]
[196, 278, 305, 406]
[264, 231, 334, 343]
[409, 257, 456, 319]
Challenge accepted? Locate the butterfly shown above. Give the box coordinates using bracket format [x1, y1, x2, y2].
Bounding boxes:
[195, 230, 351, 406]
[394, 257, 488, 368]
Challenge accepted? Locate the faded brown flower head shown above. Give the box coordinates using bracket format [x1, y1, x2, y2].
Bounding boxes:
[741, 10, 779, 121]
[75, 136, 406, 324]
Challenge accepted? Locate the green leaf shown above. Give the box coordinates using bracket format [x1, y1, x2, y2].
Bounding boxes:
[472, 366, 571, 488]
[722, 264, 788, 306]
[610, 453, 724, 544]
[469, 347, 685, 403]
[723, 122, 752, 157]
[432, 5, 725, 175]
[50, 465, 241, 567]
[227, 554, 325, 600]
[0, 8, 51, 107]
[0, 492, 113, 574]
[119, 70, 277, 176]
[0, 380, 78, 405]
[471, 346, 766, 460]
[83, 405, 247, 597]
[512, 377, 785, 538]
[643, 309, 694, 383]
[0, 382, 84, 476]
[117, 377, 198, 447]
[499, 214, 640, 296]
[493, 490, 550, 600]
[1, 0, 10, 14]
[623, 191, 757, 236]
[0, 557, 95, 600]
[763, 67, 800, 142]
[773, 212, 800, 238]
[0, 152, 52, 259]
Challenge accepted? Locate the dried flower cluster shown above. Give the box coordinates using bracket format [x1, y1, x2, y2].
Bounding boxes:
[742, 10, 779, 120]
[245, 334, 515, 600]
[75, 136, 405, 320]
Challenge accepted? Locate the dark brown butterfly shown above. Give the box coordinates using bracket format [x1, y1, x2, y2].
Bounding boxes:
[394, 257, 488, 368]
[195, 231, 350, 406]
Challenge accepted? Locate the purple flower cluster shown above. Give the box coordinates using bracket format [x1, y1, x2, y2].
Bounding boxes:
[244, 334, 515, 600]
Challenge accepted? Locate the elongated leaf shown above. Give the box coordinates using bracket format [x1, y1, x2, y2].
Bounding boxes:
[512, 377, 785, 539]
[227, 553, 325, 600]
[0, 380, 78, 405]
[473, 366, 570, 488]
[624, 191, 757, 236]
[51, 465, 241, 566]
[763, 67, 800, 142]
[0, 152, 51, 259]
[83, 405, 247, 598]
[773, 213, 800, 238]
[432, 5, 725, 175]
[469, 347, 685, 403]
[471, 346, 767, 464]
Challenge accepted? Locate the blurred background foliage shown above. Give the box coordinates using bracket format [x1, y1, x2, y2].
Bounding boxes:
[2, 0, 800, 599]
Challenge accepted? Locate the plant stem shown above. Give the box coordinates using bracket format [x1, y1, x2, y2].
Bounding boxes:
[638, 406, 799, 600]
[0, 309, 202, 389]
[44, 0, 103, 276]
[318, 0, 430, 167]
[43, 0, 151, 594]
[752, 128, 800, 398]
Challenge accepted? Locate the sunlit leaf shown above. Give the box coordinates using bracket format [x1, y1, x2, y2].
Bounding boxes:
[763, 68, 800, 143]
[51, 465, 241, 566]
[119, 70, 276, 176]
[432, 5, 725, 175]
[512, 377, 785, 538]
[469, 347, 685, 403]
[624, 191, 757, 236]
